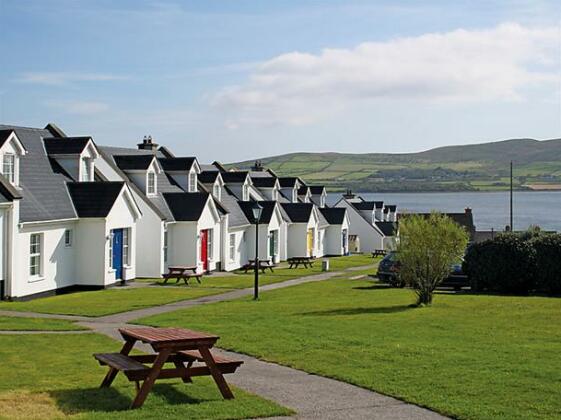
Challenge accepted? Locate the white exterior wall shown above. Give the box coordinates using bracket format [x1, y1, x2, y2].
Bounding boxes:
[0, 207, 5, 283]
[287, 224, 308, 258]
[197, 204, 221, 271]
[75, 219, 106, 286]
[317, 227, 327, 257]
[336, 200, 384, 252]
[279, 222, 288, 261]
[223, 226, 248, 271]
[168, 222, 197, 268]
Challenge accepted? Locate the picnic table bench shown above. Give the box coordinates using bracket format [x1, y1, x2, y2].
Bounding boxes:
[162, 265, 202, 285]
[287, 256, 316, 269]
[372, 249, 387, 258]
[94, 327, 243, 409]
[242, 259, 275, 273]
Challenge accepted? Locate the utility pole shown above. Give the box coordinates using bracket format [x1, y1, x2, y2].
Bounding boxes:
[510, 161, 513, 231]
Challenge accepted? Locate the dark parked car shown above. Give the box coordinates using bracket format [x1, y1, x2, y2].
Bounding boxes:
[376, 251, 405, 287]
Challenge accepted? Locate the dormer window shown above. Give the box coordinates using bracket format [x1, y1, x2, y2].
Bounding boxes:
[80, 157, 94, 182]
[292, 188, 297, 203]
[188, 171, 197, 192]
[2, 153, 15, 184]
[320, 195, 326, 208]
[213, 183, 221, 201]
[242, 184, 249, 201]
[147, 171, 157, 195]
[272, 188, 278, 201]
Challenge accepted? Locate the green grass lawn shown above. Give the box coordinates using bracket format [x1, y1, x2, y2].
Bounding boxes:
[0, 287, 227, 317]
[137, 275, 561, 420]
[0, 316, 86, 331]
[0, 333, 290, 419]
[144, 254, 377, 290]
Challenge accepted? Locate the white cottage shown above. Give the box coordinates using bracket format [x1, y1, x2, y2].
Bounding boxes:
[281, 203, 321, 258]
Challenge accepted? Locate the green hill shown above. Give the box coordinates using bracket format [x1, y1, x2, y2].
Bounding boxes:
[229, 138, 561, 192]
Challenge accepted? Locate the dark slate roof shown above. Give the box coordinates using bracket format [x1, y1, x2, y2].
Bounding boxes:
[0, 129, 14, 148]
[43, 137, 91, 155]
[221, 171, 249, 184]
[238, 201, 277, 224]
[319, 207, 346, 225]
[278, 177, 298, 188]
[374, 201, 384, 209]
[114, 154, 155, 170]
[158, 157, 196, 171]
[386, 205, 397, 211]
[376, 221, 398, 236]
[0, 174, 22, 202]
[199, 171, 220, 184]
[67, 182, 124, 217]
[309, 186, 325, 194]
[352, 201, 376, 211]
[251, 177, 277, 188]
[0, 125, 78, 222]
[280, 203, 314, 223]
[219, 187, 250, 227]
[298, 186, 310, 195]
[163, 192, 210, 221]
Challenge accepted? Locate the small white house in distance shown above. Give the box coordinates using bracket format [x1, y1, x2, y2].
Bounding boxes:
[163, 192, 223, 273]
[238, 201, 286, 263]
[319, 207, 350, 256]
[281, 202, 321, 258]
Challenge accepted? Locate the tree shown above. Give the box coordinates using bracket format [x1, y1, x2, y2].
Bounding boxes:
[397, 213, 469, 306]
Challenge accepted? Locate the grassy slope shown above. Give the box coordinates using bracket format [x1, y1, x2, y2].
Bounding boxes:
[137, 276, 561, 420]
[0, 333, 290, 419]
[0, 316, 85, 331]
[230, 138, 561, 191]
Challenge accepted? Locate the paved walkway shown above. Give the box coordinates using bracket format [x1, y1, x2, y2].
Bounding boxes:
[1, 264, 447, 419]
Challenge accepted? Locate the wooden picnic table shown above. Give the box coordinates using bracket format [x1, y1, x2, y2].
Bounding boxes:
[372, 249, 387, 258]
[94, 327, 243, 409]
[242, 259, 275, 273]
[287, 256, 316, 269]
[162, 265, 202, 285]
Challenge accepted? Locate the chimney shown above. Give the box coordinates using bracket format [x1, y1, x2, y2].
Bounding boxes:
[343, 189, 355, 199]
[138, 135, 158, 152]
[465, 207, 472, 215]
[252, 160, 264, 171]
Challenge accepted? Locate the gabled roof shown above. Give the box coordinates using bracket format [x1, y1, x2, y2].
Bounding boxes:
[278, 177, 299, 188]
[43, 137, 92, 155]
[386, 204, 397, 211]
[0, 174, 22, 202]
[238, 201, 277, 224]
[374, 201, 384, 209]
[319, 207, 346, 225]
[221, 171, 249, 183]
[163, 192, 211, 221]
[352, 201, 376, 211]
[309, 186, 326, 194]
[0, 129, 14, 148]
[280, 202, 314, 223]
[67, 182, 124, 217]
[199, 171, 220, 184]
[158, 157, 197, 172]
[114, 154, 156, 171]
[298, 186, 310, 195]
[219, 186, 250, 227]
[251, 177, 278, 188]
[375, 221, 398, 236]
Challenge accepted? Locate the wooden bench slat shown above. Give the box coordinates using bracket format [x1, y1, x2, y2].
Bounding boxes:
[94, 353, 149, 372]
[178, 350, 243, 367]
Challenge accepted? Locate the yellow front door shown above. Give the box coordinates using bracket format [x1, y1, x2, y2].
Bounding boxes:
[307, 229, 314, 256]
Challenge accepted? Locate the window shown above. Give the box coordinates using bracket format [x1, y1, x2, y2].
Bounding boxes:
[213, 183, 221, 201]
[2, 153, 15, 184]
[29, 233, 42, 277]
[242, 184, 249, 201]
[272, 189, 278, 201]
[163, 229, 168, 263]
[147, 172, 156, 195]
[229, 233, 236, 261]
[81, 157, 93, 181]
[188, 171, 197, 192]
[292, 188, 297, 203]
[207, 229, 213, 260]
[64, 229, 73, 247]
[320, 195, 326, 208]
[123, 228, 130, 265]
[108, 232, 113, 268]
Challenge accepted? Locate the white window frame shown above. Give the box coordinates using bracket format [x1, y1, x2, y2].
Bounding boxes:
[320, 195, 326, 208]
[64, 229, 73, 247]
[272, 189, 278, 201]
[188, 171, 197, 192]
[2, 153, 15, 184]
[229, 233, 236, 261]
[207, 228, 213, 260]
[29, 233, 42, 279]
[163, 229, 168, 263]
[213, 183, 221, 201]
[108, 232, 114, 269]
[292, 188, 297, 203]
[81, 157, 93, 182]
[147, 171, 157, 196]
[242, 184, 249, 201]
[123, 228, 130, 266]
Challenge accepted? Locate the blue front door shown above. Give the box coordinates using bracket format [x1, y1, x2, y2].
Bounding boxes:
[112, 229, 124, 279]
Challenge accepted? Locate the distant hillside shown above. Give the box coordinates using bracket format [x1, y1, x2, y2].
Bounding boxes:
[229, 138, 561, 192]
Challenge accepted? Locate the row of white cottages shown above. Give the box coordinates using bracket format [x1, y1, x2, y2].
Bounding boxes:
[0, 124, 398, 299]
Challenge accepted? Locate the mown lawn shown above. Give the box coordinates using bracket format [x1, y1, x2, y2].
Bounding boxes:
[0, 316, 85, 331]
[0, 287, 227, 317]
[137, 275, 561, 420]
[145, 254, 377, 290]
[0, 333, 290, 419]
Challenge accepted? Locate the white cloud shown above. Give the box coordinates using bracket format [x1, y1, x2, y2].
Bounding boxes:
[47, 100, 110, 115]
[212, 23, 560, 127]
[18, 72, 128, 86]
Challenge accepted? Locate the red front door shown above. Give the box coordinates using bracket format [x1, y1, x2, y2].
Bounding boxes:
[200, 229, 208, 271]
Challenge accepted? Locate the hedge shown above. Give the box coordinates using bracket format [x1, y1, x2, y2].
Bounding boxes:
[531, 234, 561, 294]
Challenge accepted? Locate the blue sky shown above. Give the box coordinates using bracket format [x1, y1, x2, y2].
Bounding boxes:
[1, 0, 560, 162]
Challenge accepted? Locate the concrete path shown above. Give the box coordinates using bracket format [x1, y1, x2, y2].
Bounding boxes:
[1, 264, 448, 419]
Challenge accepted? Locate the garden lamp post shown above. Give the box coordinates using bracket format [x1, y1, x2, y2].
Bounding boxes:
[251, 202, 263, 300]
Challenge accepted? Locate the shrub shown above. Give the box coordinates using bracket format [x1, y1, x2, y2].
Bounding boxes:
[530, 233, 561, 295]
[463, 234, 535, 294]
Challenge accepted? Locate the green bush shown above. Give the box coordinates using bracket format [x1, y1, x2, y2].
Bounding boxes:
[463, 234, 536, 294]
[530, 234, 561, 295]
